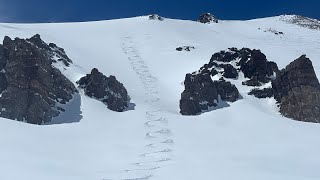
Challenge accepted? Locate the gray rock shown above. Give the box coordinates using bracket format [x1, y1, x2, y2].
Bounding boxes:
[198, 13, 218, 24]
[77, 68, 130, 112]
[214, 78, 239, 102]
[272, 55, 320, 122]
[27, 34, 72, 66]
[180, 73, 218, 115]
[149, 14, 164, 21]
[0, 35, 77, 124]
[180, 73, 239, 115]
[248, 88, 274, 98]
[176, 46, 195, 52]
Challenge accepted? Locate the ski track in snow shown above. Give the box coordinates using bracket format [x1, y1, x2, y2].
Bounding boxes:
[106, 36, 174, 180]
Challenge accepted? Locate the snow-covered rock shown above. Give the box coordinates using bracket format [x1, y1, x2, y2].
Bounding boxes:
[198, 13, 218, 23]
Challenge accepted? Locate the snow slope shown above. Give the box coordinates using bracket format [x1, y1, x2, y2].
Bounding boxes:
[0, 15, 320, 180]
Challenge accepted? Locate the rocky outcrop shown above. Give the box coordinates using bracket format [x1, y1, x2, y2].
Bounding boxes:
[149, 14, 164, 21]
[27, 34, 72, 66]
[207, 48, 278, 83]
[280, 15, 320, 30]
[272, 55, 320, 122]
[198, 13, 218, 24]
[180, 73, 239, 115]
[248, 88, 274, 98]
[180, 47, 278, 115]
[77, 68, 130, 112]
[0, 35, 77, 124]
[239, 49, 278, 83]
[180, 73, 218, 115]
[176, 46, 195, 52]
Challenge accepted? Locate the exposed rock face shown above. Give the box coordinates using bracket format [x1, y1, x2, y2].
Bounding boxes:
[148, 14, 164, 21]
[272, 55, 320, 122]
[180, 73, 239, 115]
[198, 13, 218, 24]
[0, 35, 77, 124]
[27, 34, 72, 66]
[248, 88, 274, 98]
[239, 49, 278, 83]
[180, 73, 218, 115]
[180, 47, 278, 115]
[77, 68, 130, 112]
[214, 78, 239, 102]
[176, 46, 195, 52]
[207, 48, 278, 83]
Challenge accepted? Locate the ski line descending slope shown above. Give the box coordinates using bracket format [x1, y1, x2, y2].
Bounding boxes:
[113, 36, 174, 180]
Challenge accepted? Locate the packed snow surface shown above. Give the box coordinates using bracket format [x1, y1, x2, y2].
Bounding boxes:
[0, 15, 320, 180]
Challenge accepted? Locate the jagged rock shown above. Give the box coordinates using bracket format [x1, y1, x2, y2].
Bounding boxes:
[180, 73, 239, 115]
[77, 68, 130, 112]
[240, 49, 278, 83]
[0, 35, 77, 124]
[27, 34, 72, 66]
[214, 78, 240, 102]
[220, 64, 238, 79]
[248, 88, 274, 98]
[272, 55, 320, 122]
[280, 15, 320, 30]
[176, 46, 195, 52]
[198, 13, 218, 24]
[180, 73, 218, 115]
[180, 47, 279, 115]
[148, 14, 164, 21]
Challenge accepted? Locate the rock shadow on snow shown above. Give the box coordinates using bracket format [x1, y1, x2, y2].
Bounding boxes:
[46, 93, 83, 125]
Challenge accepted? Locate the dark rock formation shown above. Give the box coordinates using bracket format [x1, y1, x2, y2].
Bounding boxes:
[0, 35, 77, 124]
[214, 78, 239, 102]
[248, 88, 274, 98]
[149, 14, 164, 21]
[77, 68, 130, 112]
[180, 73, 239, 115]
[242, 79, 262, 87]
[220, 64, 238, 79]
[272, 55, 320, 122]
[176, 46, 195, 52]
[180, 73, 218, 115]
[198, 13, 218, 24]
[240, 49, 278, 83]
[180, 47, 279, 116]
[27, 34, 72, 66]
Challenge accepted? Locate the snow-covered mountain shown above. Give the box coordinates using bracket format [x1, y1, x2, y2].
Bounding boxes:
[0, 14, 319, 180]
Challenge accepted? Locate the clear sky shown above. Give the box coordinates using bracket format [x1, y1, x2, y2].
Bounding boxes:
[0, 0, 319, 23]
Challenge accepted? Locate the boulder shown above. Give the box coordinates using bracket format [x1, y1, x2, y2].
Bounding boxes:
[198, 13, 218, 24]
[272, 55, 320, 122]
[248, 88, 274, 98]
[180, 73, 240, 115]
[180, 73, 218, 115]
[176, 46, 195, 52]
[0, 35, 77, 124]
[77, 68, 130, 112]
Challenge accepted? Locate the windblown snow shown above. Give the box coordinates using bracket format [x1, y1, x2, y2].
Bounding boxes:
[0, 15, 320, 180]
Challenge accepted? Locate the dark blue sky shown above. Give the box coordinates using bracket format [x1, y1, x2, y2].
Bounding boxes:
[0, 0, 319, 23]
